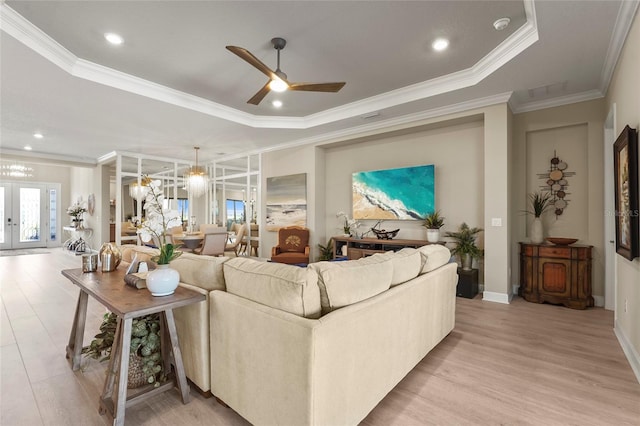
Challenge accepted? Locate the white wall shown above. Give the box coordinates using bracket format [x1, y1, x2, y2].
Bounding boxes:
[606, 7, 640, 382]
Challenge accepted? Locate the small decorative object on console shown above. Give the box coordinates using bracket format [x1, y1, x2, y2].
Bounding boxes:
[545, 237, 578, 246]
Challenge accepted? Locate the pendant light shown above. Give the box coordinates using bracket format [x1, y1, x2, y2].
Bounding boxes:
[129, 176, 150, 199]
[184, 146, 208, 198]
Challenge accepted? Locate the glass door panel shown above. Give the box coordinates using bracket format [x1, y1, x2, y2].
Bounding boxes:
[19, 187, 41, 243]
[0, 183, 48, 250]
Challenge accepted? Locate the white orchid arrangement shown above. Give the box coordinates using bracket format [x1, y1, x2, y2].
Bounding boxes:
[67, 202, 87, 219]
[137, 177, 183, 265]
[336, 211, 360, 235]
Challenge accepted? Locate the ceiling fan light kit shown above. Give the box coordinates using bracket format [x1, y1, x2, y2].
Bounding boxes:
[226, 36, 346, 105]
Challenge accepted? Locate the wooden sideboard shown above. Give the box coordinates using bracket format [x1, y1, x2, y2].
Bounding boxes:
[331, 236, 442, 260]
[519, 242, 593, 309]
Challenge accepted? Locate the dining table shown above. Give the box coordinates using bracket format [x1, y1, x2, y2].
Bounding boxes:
[175, 233, 204, 252]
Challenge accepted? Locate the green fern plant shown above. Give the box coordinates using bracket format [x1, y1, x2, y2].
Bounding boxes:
[317, 240, 334, 261]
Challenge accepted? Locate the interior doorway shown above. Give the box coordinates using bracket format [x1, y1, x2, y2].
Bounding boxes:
[0, 182, 61, 250]
[603, 105, 616, 311]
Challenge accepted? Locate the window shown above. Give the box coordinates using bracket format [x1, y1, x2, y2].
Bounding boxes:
[226, 199, 245, 228]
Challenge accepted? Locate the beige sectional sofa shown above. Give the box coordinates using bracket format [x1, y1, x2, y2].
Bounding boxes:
[120, 244, 457, 426]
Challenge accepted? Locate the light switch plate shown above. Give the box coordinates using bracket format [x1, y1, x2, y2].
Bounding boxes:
[491, 218, 502, 227]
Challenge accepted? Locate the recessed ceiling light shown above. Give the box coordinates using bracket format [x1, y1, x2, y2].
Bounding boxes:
[104, 32, 124, 45]
[33, 132, 43, 139]
[432, 38, 449, 52]
[24, 145, 32, 151]
[272, 100, 283, 108]
[493, 17, 511, 31]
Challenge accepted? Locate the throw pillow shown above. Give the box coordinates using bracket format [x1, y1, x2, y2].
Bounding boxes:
[223, 257, 321, 318]
[417, 244, 452, 274]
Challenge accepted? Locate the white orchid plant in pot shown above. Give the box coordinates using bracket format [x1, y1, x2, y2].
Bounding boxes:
[137, 177, 183, 296]
[137, 178, 183, 265]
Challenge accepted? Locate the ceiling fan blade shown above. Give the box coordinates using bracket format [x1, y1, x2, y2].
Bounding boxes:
[288, 82, 346, 92]
[247, 81, 271, 105]
[226, 46, 278, 80]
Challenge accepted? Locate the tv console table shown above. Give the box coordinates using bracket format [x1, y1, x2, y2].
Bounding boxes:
[332, 236, 443, 260]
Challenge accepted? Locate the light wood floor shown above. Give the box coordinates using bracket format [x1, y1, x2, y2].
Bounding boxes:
[1, 248, 639, 425]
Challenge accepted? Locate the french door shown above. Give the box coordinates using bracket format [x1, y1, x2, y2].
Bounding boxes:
[0, 182, 61, 250]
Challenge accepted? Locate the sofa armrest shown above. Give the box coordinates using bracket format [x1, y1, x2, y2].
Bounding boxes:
[173, 283, 211, 393]
[210, 291, 318, 426]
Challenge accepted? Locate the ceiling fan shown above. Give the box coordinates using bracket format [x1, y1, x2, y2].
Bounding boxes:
[226, 37, 346, 105]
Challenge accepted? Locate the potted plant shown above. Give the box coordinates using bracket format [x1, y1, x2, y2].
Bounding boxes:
[422, 210, 445, 243]
[317, 239, 334, 261]
[82, 312, 165, 388]
[445, 222, 483, 270]
[525, 191, 552, 244]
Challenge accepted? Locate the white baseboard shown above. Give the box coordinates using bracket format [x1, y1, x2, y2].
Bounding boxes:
[614, 321, 640, 384]
[482, 291, 512, 304]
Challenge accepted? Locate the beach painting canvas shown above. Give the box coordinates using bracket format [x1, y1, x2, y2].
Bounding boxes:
[266, 173, 307, 231]
[352, 164, 435, 220]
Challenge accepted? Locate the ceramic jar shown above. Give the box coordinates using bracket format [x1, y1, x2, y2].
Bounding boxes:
[146, 264, 180, 296]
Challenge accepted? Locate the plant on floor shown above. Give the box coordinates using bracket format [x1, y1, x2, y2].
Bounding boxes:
[445, 222, 483, 270]
[317, 240, 334, 261]
[82, 312, 165, 387]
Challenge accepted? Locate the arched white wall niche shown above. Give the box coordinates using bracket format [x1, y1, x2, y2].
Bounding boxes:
[212, 154, 261, 257]
[113, 152, 192, 245]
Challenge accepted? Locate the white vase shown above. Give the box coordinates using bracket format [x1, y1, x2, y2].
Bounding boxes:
[146, 264, 180, 296]
[426, 229, 440, 243]
[530, 217, 544, 244]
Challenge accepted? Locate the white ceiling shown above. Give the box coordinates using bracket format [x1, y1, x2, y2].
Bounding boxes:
[0, 0, 637, 165]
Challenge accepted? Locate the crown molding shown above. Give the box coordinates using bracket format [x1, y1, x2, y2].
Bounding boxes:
[511, 89, 604, 114]
[0, 148, 97, 166]
[599, 0, 639, 95]
[1, 2, 537, 130]
[0, 4, 75, 71]
[239, 92, 514, 158]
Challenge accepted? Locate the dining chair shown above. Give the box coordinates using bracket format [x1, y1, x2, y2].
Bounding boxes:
[225, 223, 248, 256]
[194, 228, 228, 256]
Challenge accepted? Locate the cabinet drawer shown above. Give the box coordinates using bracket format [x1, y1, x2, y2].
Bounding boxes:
[539, 246, 571, 258]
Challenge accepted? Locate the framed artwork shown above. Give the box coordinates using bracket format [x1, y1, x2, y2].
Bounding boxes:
[613, 125, 639, 261]
[352, 164, 435, 220]
[266, 173, 307, 231]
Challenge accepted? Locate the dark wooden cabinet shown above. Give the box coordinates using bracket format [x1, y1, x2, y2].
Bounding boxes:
[331, 236, 442, 260]
[519, 242, 593, 309]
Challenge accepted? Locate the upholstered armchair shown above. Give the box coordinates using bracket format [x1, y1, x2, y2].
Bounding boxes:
[270, 226, 310, 265]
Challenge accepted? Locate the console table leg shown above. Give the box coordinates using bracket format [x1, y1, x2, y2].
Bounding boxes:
[164, 309, 190, 403]
[66, 290, 88, 371]
[100, 316, 122, 412]
[113, 318, 132, 426]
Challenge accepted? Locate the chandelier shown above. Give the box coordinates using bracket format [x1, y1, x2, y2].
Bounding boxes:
[1, 163, 34, 178]
[129, 177, 151, 199]
[184, 146, 208, 198]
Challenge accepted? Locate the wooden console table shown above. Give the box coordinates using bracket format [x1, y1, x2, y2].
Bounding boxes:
[519, 242, 593, 309]
[331, 236, 443, 260]
[62, 267, 205, 426]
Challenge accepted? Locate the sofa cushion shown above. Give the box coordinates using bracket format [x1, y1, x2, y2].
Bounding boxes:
[120, 245, 227, 292]
[223, 257, 321, 319]
[417, 244, 452, 273]
[380, 248, 422, 286]
[170, 253, 228, 292]
[309, 256, 393, 314]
